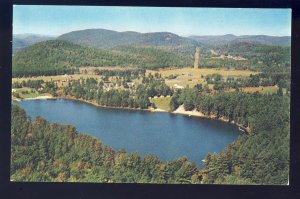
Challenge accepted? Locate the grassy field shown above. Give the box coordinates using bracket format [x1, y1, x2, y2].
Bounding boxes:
[13, 88, 51, 98]
[150, 96, 172, 111]
[241, 86, 278, 94]
[12, 74, 101, 82]
[13, 67, 256, 88]
[12, 74, 102, 88]
[13, 67, 279, 97]
[146, 67, 258, 88]
[147, 67, 256, 77]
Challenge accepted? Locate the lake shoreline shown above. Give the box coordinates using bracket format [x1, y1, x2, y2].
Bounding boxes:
[15, 98, 243, 168]
[172, 105, 250, 134]
[13, 95, 250, 134]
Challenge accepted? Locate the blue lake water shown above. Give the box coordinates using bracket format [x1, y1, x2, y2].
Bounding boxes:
[15, 99, 242, 167]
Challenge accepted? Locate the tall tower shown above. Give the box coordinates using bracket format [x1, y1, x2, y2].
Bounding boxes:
[194, 47, 200, 69]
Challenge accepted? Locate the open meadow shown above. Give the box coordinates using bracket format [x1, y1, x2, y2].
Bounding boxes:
[147, 67, 258, 88]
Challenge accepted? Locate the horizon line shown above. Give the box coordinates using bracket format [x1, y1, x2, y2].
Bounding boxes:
[13, 27, 292, 38]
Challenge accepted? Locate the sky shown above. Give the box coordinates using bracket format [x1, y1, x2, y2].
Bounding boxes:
[13, 5, 291, 37]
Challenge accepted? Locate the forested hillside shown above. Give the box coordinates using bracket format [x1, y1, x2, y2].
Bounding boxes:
[12, 40, 193, 77]
[189, 34, 291, 46]
[11, 105, 201, 183]
[57, 28, 200, 50]
[12, 29, 291, 77]
[12, 40, 291, 77]
[214, 42, 291, 72]
[171, 88, 290, 184]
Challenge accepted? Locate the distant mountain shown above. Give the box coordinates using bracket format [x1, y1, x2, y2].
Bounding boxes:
[12, 29, 291, 77]
[13, 34, 56, 53]
[57, 29, 290, 56]
[189, 34, 291, 46]
[57, 28, 200, 50]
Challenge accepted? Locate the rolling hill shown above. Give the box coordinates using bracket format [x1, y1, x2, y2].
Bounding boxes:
[189, 34, 291, 46]
[198, 41, 291, 72]
[13, 30, 290, 55]
[215, 41, 291, 68]
[57, 28, 202, 53]
[13, 34, 55, 53]
[12, 29, 291, 77]
[12, 40, 193, 77]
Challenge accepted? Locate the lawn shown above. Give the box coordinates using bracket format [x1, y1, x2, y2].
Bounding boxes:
[12, 74, 102, 88]
[150, 96, 172, 111]
[13, 88, 51, 98]
[241, 86, 278, 94]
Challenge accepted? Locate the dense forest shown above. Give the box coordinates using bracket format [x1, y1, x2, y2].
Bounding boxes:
[12, 40, 193, 77]
[170, 88, 290, 184]
[214, 42, 291, 71]
[12, 32, 291, 77]
[57, 28, 200, 50]
[171, 88, 289, 131]
[11, 105, 201, 183]
[61, 77, 172, 109]
[202, 125, 289, 184]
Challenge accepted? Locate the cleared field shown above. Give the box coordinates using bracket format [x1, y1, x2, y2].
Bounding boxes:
[12, 74, 102, 82]
[13, 88, 51, 98]
[12, 74, 102, 85]
[241, 86, 278, 94]
[147, 67, 257, 88]
[165, 78, 203, 88]
[150, 96, 172, 111]
[147, 67, 257, 77]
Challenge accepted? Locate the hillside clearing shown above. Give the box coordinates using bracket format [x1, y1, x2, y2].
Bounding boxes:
[13, 87, 52, 99]
[12, 74, 101, 84]
[241, 86, 278, 94]
[147, 67, 257, 77]
[150, 96, 172, 112]
[147, 67, 257, 88]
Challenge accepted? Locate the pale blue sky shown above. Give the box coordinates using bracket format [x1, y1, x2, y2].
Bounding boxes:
[13, 5, 291, 36]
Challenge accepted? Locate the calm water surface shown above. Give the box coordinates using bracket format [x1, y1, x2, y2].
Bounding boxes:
[16, 99, 242, 167]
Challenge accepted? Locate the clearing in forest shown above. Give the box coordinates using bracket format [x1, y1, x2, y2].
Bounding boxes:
[146, 67, 258, 88]
[150, 96, 172, 112]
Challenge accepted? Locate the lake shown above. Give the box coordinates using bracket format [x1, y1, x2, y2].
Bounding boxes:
[15, 99, 242, 167]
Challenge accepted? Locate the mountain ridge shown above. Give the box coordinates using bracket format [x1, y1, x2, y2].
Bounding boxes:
[13, 29, 291, 53]
[189, 34, 291, 46]
[57, 28, 199, 50]
[12, 40, 193, 77]
[13, 34, 55, 53]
